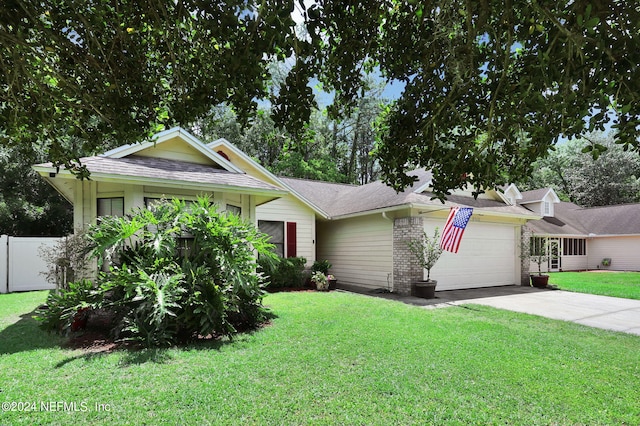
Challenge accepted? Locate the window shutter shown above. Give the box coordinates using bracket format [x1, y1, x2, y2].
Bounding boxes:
[286, 222, 297, 258]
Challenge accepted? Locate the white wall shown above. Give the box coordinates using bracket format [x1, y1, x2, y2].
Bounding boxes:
[0, 235, 7, 293]
[1, 236, 60, 293]
[317, 215, 393, 291]
[257, 195, 316, 265]
[531, 255, 588, 273]
[427, 220, 519, 290]
[588, 236, 640, 271]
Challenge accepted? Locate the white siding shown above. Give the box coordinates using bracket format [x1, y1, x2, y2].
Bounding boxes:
[317, 215, 393, 291]
[136, 136, 214, 165]
[0, 235, 7, 293]
[257, 195, 316, 265]
[588, 236, 640, 271]
[559, 255, 588, 272]
[428, 220, 519, 290]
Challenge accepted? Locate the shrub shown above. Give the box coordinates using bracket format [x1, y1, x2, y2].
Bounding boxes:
[39, 230, 93, 291]
[258, 256, 307, 290]
[311, 259, 331, 275]
[35, 279, 99, 333]
[36, 197, 277, 346]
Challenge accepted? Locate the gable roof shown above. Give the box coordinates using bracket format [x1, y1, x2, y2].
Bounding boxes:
[102, 127, 243, 173]
[282, 169, 538, 220]
[520, 188, 561, 204]
[501, 184, 523, 204]
[32, 127, 286, 204]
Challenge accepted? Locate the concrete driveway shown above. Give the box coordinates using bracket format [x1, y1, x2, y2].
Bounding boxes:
[443, 287, 640, 336]
[356, 285, 640, 336]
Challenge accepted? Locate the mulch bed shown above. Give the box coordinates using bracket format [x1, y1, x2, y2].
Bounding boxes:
[264, 287, 315, 293]
[63, 330, 123, 353]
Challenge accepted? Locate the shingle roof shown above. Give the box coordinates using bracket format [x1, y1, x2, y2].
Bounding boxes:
[573, 203, 640, 235]
[520, 188, 554, 203]
[37, 155, 282, 193]
[526, 201, 640, 236]
[526, 202, 587, 235]
[281, 169, 536, 219]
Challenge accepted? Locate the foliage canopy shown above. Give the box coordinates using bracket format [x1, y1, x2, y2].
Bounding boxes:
[2, 1, 639, 197]
[520, 133, 640, 207]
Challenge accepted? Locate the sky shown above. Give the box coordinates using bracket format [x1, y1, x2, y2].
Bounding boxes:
[290, 0, 406, 107]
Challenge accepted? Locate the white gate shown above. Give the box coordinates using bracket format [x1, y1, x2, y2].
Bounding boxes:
[0, 235, 60, 293]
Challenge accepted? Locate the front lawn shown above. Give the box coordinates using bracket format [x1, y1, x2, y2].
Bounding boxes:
[548, 271, 640, 300]
[1, 290, 639, 425]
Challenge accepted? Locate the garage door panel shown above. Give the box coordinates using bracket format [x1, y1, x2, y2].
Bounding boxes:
[425, 220, 517, 290]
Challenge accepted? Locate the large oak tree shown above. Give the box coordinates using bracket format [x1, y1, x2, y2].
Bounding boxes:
[1, 1, 639, 197]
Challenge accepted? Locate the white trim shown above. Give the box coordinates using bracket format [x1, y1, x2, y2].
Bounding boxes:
[500, 183, 523, 205]
[101, 127, 244, 173]
[521, 188, 561, 204]
[33, 168, 286, 198]
[331, 203, 540, 221]
[412, 180, 433, 194]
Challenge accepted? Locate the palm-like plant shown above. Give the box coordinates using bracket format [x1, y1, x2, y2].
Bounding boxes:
[40, 196, 277, 346]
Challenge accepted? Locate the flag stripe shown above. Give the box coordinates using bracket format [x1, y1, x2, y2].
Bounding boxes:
[439, 207, 473, 253]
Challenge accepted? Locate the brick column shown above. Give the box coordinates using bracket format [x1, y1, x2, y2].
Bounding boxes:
[393, 217, 424, 295]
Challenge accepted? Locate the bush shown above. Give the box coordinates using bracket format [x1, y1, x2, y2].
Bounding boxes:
[311, 259, 331, 275]
[258, 256, 307, 290]
[35, 279, 100, 333]
[39, 230, 93, 291]
[36, 197, 277, 346]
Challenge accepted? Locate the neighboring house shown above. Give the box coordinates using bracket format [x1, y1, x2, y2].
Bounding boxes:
[519, 187, 640, 272]
[34, 127, 541, 295]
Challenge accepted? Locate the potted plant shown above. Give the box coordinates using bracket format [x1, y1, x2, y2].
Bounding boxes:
[407, 228, 444, 299]
[326, 274, 337, 290]
[521, 235, 551, 288]
[311, 271, 329, 291]
[312, 260, 336, 290]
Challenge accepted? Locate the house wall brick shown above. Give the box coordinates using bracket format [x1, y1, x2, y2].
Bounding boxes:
[393, 217, 424, 295]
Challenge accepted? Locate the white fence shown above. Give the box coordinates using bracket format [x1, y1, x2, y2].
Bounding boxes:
[0, 235, 61, 293]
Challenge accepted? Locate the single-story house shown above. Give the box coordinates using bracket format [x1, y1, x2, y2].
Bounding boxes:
[34, 127, 541, 295]
[513, 187, 640, 272]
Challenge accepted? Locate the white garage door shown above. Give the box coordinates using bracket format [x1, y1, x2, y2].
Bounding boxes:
[426, 220, 517, 291]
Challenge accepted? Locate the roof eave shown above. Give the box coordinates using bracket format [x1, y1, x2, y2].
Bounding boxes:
[33, 167, 287, 198]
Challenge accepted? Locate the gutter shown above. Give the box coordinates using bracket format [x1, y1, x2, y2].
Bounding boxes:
[32, 167, 287, 198]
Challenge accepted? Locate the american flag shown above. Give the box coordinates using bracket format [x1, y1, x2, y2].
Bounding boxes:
[439, 207, 473, 253]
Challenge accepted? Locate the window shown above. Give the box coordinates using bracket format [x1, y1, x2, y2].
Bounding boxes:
[258, 220, 297, 258]
[144, 197, 162, 208]
[226, 204, 242, 216]
[145, 197, 194, 257]
[530, 237, 547, 256]
[543, 201, 551, 216]
[259, 221, 284, 257]
[562, 238, 586, 256]
[97, 198, 124, 217]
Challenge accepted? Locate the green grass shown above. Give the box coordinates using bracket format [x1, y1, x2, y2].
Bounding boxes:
[548, 271, 640, 300]
[1, 290, 640, 425]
